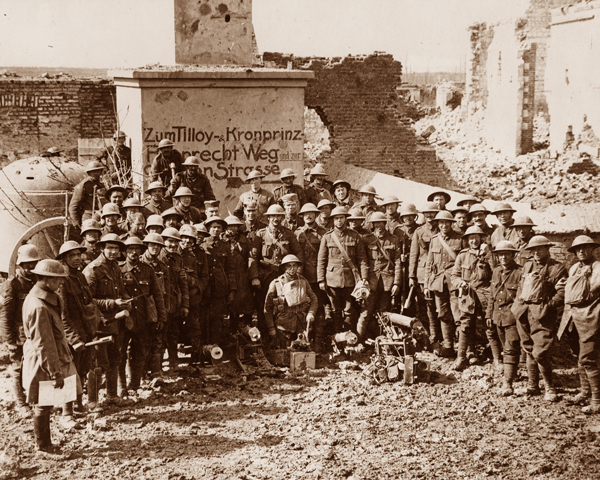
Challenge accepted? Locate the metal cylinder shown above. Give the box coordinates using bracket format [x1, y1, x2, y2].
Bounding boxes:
[203, 344, 223, 360]
[334, 331, 357, 345]
[387, 313, 415, 329]
[241, 325, 261, 342]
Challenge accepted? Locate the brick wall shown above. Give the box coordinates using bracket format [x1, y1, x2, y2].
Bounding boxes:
[0, 78, 116, 159]
[264, 52, 453, 188]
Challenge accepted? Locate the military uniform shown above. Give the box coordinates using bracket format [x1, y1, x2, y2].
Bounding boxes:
[305, 183, 332, 206]
[409, 223, 437, 340]
[273, 183, 306, 207]
[0, 271, 35, 411]
[233, 189, 274, 221]
[316, 215, 333, 231]
[142, 197, 172, 216]
[351, 200, 383, 226]
[317, 226, 369, 331]
[281, 214, 304, 233]
[81, 241, 101, 267]
[167, 171, 216, 210]
[101, 224, 127, 238]
[425, 230, 462, 353]
[69, 175, 104, 228]
[358, 231, 402, 342]
[491, 224, 519, 248]
[224, 232, 255, 333]
[264, 273, 318, 349]
[243, 218, 268, 241]
[201, 236, 237, 345]
[174, 204, 204, 225]
[141, 250, 170, 376]
[150, 149, 184, 187]
[514, 236, 534, 267]
[97, 144, 132, 184]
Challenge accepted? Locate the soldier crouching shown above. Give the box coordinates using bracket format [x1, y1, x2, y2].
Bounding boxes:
[264, 255, 317, 348]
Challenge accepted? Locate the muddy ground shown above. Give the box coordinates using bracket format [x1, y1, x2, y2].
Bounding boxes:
[1, 343, 599, 480]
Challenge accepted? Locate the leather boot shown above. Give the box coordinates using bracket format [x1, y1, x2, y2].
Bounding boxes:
[453, 329, 468, 371]
[86, 368, 102, 412]
[439, 317, 455, 357]
[501, 363, 518, 396]
[128, 363, 143, 391]
[486, 329, 503, 374]
[33, 414, 47, 451]
[60, 403, 78, 430]
[105, 366, 119, 402]
[538, 360, 558, 402]
[149, 354, 163, 377]
[167, 348, 179, 373]
[429, 309, 441, 345]
[582, 369, 600, 414]
[570, 365, 591, 404]
[117, 361, 128, 397]
[525, 354, 541, 396]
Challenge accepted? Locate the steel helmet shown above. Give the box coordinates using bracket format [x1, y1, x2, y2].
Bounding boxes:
[85, 160, 105, 173]
[123, 197, 142, 209]
[204, 200, 220, 209]
[317, 199, 335, 209]
[494, 241, 519, 253]
[331, 206, 351, 217]
[358, 185, 377, 195]
[146, 215, 164, 229]
[158, 139, 175, 149]
[101, 203, 121, 218]
[105, 184, 128, 199]
[30, 259, 67, 277]
[381, 195, 400, 207]
[462, 226, 485, 238]
[347, 208, 365, 221]
[144, 181, 166, 193]
[161, 208, 183, 219]
[57, 241, 86, 259]
[174, 187, 194, 198]
[246, 170, 264, 181]
[568, 235, 600, 253]
[17, 244, 41, 265]
[330, 180, 351, 193]
[280, 168, 296, 179]
[281, 254, 302, 266]
[427, 190, 452, 204]
[179, 224, 198, 238]
[420, 202, 440, 214]
[432, 211, 456, 222]
[467, 203, 489, 217]
[369, 212, 387, 223]
[124, 236, 146, 249]
[161, 227, 181, 241]
[492, 202, 516, 215]
[400, 203, 419, 217]
[309, 164, 327, 176]
[451, 206, 469, 216]
[205, 216, 227, 229]
[98, 233, 125, 248]
[143, 232, 165, 247]
[113, 130, 126, 139]
[265, 204, 285, 216]
[81, 219, 102, 235]
[183, 156, 201, 167]
[225, 215, 244, 226]
[524, 235, 553, 250]
[299, 203, 320, 215]
[194, 223, 209, 236]
[456, 195, 479, 207]
[510, 216, 536, 228]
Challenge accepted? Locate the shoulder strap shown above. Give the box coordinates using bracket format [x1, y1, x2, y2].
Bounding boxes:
[301, 230, 317, 253]
[373, 236, 393, 265]
[437, 234, 457, 262]
[331, 231, 361, 282]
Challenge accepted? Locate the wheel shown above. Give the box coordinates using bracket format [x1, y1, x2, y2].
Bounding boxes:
[8, 217, 68, 277]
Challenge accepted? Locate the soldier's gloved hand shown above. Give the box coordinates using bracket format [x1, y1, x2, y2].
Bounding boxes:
[486, 318, 493, 329]
[53, 372, 65, 389]
[409, 278, 416, 288]
[73, 342, 86, 352]
[391, 285, 399, 297]
[319, 282, 327, 291]
[180, 307, 189, 318]
[251, 278, 261, 288]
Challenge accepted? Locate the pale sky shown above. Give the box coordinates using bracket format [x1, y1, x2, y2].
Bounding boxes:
[0, 0, 530, 72]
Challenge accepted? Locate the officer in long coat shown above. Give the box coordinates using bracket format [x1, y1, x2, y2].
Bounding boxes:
[317, 206, 369, 333]
[511, 235, 567, 402]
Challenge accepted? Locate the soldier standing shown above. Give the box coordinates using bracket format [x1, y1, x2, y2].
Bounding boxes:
[424, 211, 462, 357]
[161, 208, 184, 230]
[242, 201, 267, 239]
[351, 185, 382, 225]
[296, 203, 329, 352]
[358, 212, 402, 343]
[119, 237, 166, 394]
[101, 203, 126, 237]
[281, 193, 304, 232]
[316, 199, 335, 231]
[317, 206, 369, 333]
[273, 168, 306, 207]
[485, 241, 523, 396]
[69, 160, 105, 229]
[381, 195, 402, 237]
[511, 235, 567, 402]
[97, 130, 132, 185]
[173, 187, 204, 224]
[427, 190, 451, 211]
[509, 216, 536, 266]
[491, 203, 519, 247]
[304, 164, 332, 205]
[330, 180, 352, 208]
[146, 215, 164, 235]
[347, 209, 369, 238]
[264, 255, 318, 348]
[558, 236, 600, 414]
[166, 156, 215, 210]
[143, 181, 172, 215]
[83, 234, 131, 406]
[150, 139, 184, 187]
[233, 170, 274, 221]
[81, 219, 102, 267]
[0, 245, 40, 418]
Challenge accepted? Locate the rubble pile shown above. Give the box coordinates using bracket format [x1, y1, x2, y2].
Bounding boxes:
[304, 142, 331, 163]
[414, 107, 600, 208]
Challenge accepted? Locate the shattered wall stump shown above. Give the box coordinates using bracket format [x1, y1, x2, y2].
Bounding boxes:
[109, 67, 313, 212]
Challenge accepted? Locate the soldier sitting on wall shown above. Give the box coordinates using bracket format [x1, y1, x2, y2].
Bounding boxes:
[166, 156, 215, 210]
[150, 139, 184, 187]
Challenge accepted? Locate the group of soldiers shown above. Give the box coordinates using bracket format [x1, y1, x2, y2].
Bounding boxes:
[1, 140, 600, 453]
